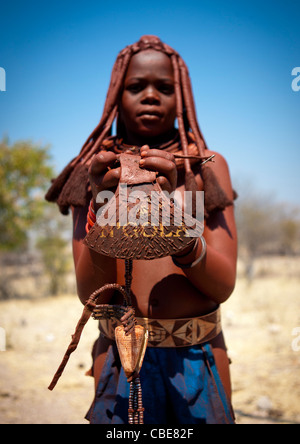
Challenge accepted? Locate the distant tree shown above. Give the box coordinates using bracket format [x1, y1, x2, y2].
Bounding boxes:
[235, 191, 279, 257]
[234, 179, 300, 279]
[0, 137, 54, 251]
[277, 205, 300, 255]
[36, 205, 73, 295]
[0, 137, 73, 298]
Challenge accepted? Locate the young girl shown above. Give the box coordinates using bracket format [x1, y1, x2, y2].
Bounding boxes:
[46, 35, 237, 424]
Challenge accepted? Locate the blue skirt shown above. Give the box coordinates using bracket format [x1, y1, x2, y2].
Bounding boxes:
[86, 342, 235, 424]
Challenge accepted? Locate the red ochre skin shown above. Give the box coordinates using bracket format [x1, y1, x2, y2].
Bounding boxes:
[72, 49, 237, 400]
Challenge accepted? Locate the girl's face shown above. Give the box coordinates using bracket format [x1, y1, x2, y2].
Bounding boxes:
[119, 49, 177, 145]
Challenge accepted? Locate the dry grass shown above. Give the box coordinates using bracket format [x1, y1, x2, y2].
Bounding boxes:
[0, 256, 299, 424]
[224, 256, 300, 424]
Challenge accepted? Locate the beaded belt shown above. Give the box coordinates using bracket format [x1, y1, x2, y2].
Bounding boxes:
[95, 306, 221, 347]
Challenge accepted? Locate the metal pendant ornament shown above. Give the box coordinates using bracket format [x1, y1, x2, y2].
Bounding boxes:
[84, 152, 203, 259]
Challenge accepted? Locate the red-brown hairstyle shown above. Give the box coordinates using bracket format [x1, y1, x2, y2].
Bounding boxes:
[46, 35, 232, 216]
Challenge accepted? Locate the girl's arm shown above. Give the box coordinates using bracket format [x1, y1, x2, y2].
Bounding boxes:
[72, 205, 117, 305]
[173, 152, 238, 304]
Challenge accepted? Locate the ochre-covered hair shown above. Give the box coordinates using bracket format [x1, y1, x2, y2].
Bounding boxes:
[46, 35, 232, 217]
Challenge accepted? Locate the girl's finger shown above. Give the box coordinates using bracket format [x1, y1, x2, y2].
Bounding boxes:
[140, 148, 175, 163]
[89, 151, 118, 176]
[140, 157, 177, 189]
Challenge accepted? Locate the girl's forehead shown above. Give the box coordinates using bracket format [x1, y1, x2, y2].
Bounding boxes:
[125, 50, 174, 79]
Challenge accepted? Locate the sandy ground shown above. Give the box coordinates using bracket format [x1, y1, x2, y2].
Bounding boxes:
[0, 256, 300, 425]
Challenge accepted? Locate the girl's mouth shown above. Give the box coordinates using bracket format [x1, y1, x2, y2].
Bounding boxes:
[138, 109, 163, 119]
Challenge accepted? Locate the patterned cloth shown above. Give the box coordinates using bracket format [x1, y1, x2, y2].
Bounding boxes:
[86, 342, 235, 424]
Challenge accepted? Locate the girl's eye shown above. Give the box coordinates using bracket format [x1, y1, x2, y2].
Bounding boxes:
[159, 84, 174, 95]
[126, 82, 174, 95]
[127, 84, 142, 93]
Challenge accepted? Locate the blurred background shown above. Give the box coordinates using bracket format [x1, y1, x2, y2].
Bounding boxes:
[0, 0, 299, 424]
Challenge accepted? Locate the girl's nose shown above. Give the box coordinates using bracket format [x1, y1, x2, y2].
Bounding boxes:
[141, 85, 160, 104]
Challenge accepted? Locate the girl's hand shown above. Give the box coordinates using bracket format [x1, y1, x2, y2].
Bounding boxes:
[88, 151, 120, 207]
[88, 145, 177, 209]
[139, 145, 177, 193]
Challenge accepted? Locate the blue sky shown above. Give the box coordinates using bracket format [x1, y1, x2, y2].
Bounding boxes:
[0, 0, 299, 205]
